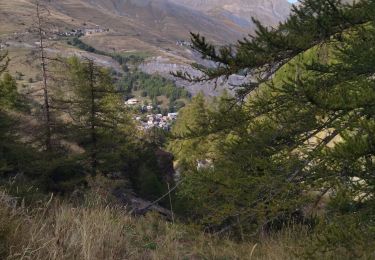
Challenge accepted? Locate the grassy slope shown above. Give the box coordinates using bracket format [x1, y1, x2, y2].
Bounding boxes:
[0, 190, 309, 260]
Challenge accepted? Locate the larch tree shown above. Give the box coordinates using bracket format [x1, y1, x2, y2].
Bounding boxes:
[65, 57, 136, 176]
[30, 0, 55, 151]
[0, 52, 24, 176]
[172, 0, 375, 254]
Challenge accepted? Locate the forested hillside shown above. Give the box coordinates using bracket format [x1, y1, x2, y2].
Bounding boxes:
[1, 0, 375, 259]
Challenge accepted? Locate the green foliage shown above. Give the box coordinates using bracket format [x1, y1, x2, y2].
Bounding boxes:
[170, 93, 310, 234]
[138, 165, 165, 201]
[169, 100, 185, 113]
[169, 93, 211, 167]
[65, 57, 136, 176]
[67, 37, 147, 66]
[303, 196, 375, 258]
[0, 69, 84, 195]
[0, 54, 21, 178]
[111, 52, 147, 66]
[171, 0, 375, 250]
[62, 57, 169, 200]
[67, 37, 100, 54]
[5, 0, 375, 255]
[44, 157, 87, 194]
[0, 49, 171, 202]
[0, 51, 9, 75]
[67, 37, 189, 109]
[0, 73, 18, 109]
[118, 71, 190, 100]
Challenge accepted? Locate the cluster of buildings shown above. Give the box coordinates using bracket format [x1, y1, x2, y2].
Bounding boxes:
[176, 40, 192, 47]
[84, 28, 110, 36]
[135, 113, 179, 131]
[126, 98, 178, 131]
[55, 27, 109, 37]
[125, 98, 155, 112]
[125, 98, 140, 106]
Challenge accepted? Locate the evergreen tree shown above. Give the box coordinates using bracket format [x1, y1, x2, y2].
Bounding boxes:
[0, 53, 18, 175]
[0, 73, 18, 109]
[172, 0, 375, 253]
[0, 51, 9, 76]
[171, 91, 307, 236]
[0, 54, 38, 184]
[169, 93, 211, 168]
[65, 57, 136, 176]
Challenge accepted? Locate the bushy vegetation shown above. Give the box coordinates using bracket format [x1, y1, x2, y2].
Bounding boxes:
[112, 52, 148, 67]
[119, 71, 190, 101]
[2, 0, 375, 258]
[117, 71, 190, 113]
[68, 37, 189, 109]
[67, 37, 105, 55]
[0, 190, 350, 260]
[169, 0, 375, 256]
[67, 37, 146, 66]
[0, 52, 169, 204]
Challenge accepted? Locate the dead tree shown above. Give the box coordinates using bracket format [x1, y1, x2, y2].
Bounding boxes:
[35, 0, 52, 151]
[88, 59, 98, 176]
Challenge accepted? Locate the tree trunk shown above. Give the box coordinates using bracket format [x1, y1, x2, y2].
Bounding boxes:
[36, 1, 52, 151]
[88, 60, 97, 176]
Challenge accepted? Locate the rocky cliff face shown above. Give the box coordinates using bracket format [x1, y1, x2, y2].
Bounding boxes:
[140, 56, 249, 97]
[127, 0, 292, 96]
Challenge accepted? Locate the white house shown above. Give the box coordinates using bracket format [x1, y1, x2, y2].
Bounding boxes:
[125, 98, 139, 105]
[167, 113, 178, 120]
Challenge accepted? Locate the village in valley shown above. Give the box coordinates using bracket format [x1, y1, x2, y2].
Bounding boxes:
[125, 98, 178, 131]
[0, 25, 188, 134]
[0, 21, 185, 133]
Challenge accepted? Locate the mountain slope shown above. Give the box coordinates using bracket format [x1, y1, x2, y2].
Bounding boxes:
[173, 0, 291, 28]
[51, 0, 244, 44]
[0, 0, 292, 96]
[1, 0, 291, 51]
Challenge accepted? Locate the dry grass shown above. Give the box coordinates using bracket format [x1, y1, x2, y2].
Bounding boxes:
[0, 191, 309, 260]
